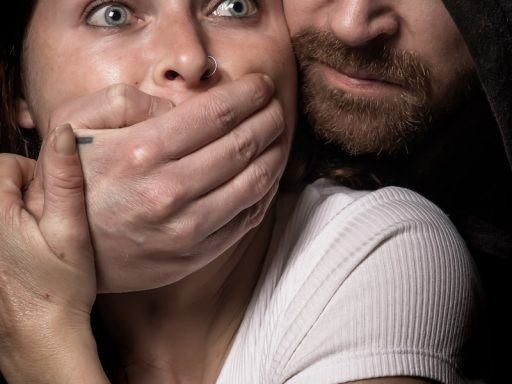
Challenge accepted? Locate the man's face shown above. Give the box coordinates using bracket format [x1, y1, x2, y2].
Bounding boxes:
[284, 0, 476, 154]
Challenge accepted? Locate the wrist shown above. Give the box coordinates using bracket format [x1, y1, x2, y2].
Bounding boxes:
[1, 315, 109, 383]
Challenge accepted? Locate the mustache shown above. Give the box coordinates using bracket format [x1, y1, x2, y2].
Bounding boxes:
[291, 28, 431, 91]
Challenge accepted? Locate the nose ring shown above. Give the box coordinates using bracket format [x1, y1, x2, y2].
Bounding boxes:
[204, 55, 218, 79]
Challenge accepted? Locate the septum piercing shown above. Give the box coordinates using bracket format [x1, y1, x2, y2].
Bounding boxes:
[204, 55, 218, 79]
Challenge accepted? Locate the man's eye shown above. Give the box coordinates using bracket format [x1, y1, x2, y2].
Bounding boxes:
[212, 0, 258, 18]
[87, 3, 134, 27]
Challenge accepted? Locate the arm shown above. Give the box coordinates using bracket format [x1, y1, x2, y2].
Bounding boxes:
[0, 126, 107, 383]
[25, 74, 288, 293]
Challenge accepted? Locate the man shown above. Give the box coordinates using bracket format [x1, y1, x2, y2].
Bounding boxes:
[283, 0, 512, 382]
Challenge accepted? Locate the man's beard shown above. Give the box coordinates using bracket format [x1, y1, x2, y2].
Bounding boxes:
[292, 29, 473, 155]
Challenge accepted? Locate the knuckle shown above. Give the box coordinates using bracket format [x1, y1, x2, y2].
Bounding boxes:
[143, 182, 186, 219]
[126, 142, 153, 168]
[250, 76, 271, 106]
[246, 181, 278, 229]
[206, 91, 237, 130]
[162, 185, 187, 214]
[46, 171, 84, 194]
[105, 83, 131, 102]
[275, 135, 290, 165]
[167, 217, 199, 248]
[232, 129, 258, 164]
[104, 84, 135, 125]
[265, 100, 286, 134]
[146, 95, 160, 118]
[250, 161, 273, 196]
[246, 200, 267, 229]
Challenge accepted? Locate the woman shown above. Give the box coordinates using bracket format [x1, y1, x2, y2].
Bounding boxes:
[1, 0, 478, 383]
[6, 0, 294, 294]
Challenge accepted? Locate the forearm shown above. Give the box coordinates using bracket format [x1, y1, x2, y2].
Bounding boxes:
[1, 320, 109, 384]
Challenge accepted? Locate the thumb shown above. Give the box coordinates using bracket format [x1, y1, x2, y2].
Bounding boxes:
[39, 124, 92, 254]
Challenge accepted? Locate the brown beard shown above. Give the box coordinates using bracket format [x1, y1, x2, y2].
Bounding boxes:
[292, 29, 437, 155]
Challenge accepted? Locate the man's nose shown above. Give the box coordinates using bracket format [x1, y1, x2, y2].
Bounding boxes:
[329, 0, 399, 47]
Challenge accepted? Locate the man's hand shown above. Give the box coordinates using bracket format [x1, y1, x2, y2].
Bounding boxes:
[26, 74, 289, 292]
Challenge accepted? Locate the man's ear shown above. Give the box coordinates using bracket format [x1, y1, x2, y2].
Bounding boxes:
[17, 98, 35, 129]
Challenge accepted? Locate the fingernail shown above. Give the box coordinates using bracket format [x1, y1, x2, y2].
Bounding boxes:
[262, 75, 274, 91]
[54, 124, 77, 155]
[148, 97, 175, 117]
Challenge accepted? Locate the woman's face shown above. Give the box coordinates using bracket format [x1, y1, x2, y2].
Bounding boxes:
[19, 0, 296, 137]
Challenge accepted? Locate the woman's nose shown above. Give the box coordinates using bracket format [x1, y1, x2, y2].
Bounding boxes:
[329, 0, 399, 47]
[151, 20, 218, 89]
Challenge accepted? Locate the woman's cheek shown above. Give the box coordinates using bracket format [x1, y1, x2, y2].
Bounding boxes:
[28, 53, 133, 134]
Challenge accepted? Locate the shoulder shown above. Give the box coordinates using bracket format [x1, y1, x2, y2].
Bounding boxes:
[266, 180, 477, 383]
[284, 180, 476, 326]
[220, 180, 478, 384]
[284, 178, 467, 263]
[266, 179, 474, 325]
[290, 178, 455, 229]
[303, 177, 453, 223]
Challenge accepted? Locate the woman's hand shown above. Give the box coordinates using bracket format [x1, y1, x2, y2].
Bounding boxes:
[25, 74, 287, 293]
[0, 126, 108, 383]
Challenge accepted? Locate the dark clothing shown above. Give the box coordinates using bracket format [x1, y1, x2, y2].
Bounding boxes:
[443, 0, 512, 170]
[442, 1, 512, 382]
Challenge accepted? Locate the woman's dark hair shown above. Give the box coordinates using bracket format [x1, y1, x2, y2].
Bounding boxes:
[0, 1, 37, 155]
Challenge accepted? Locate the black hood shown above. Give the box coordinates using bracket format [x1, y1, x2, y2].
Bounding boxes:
[442, 0, 512, 170]
[441, 3, 512, 382]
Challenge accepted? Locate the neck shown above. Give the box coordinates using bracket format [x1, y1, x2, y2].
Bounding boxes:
[311, 87, 500, 192]
[311, 87, 512, 258]
[95, 204, 277, 383]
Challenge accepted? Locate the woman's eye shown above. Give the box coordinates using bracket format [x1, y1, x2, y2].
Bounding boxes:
[212, 0, 258, 18]
[87, 3, 134, 27]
